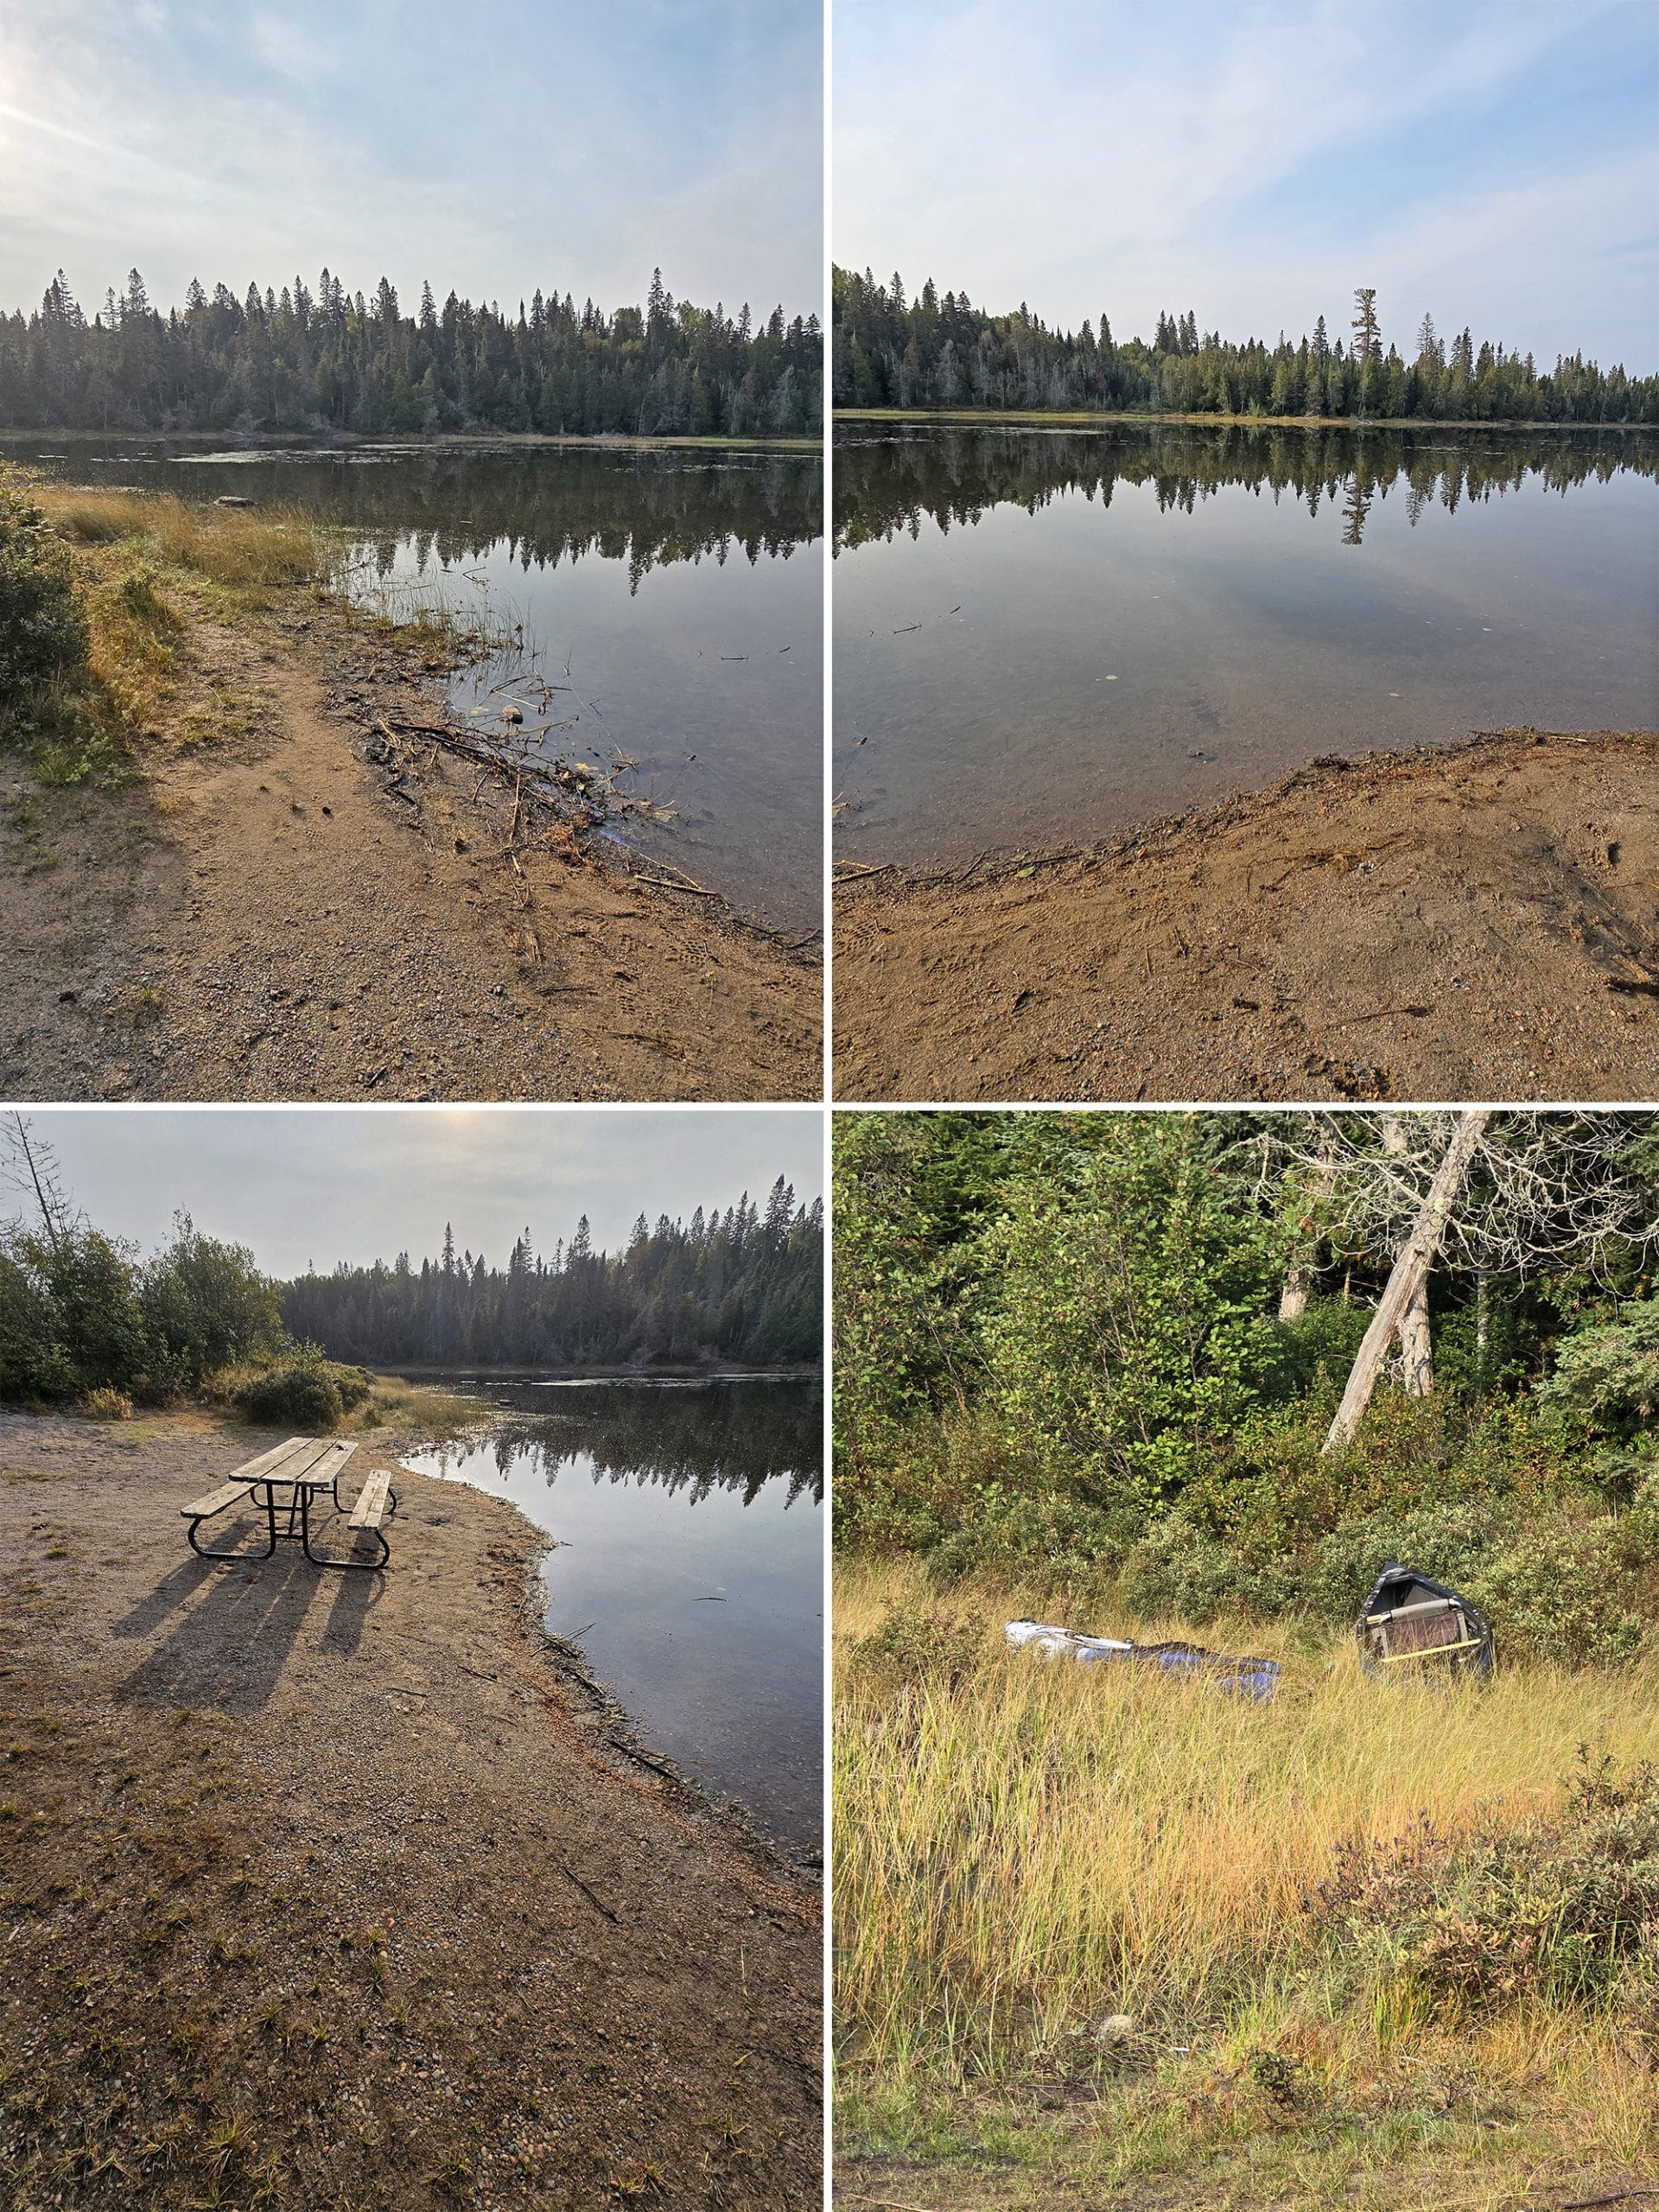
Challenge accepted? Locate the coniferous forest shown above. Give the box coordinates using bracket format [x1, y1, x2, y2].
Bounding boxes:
[280, 1178, 823, 1371]
[0, 267, 822, 437]
[833, 266, 1658, 423]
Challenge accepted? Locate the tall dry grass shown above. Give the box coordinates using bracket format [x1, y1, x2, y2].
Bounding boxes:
[35, 481, 513, 656]
[834, 1555, 1659, 2096]
[34, 483, 325, 591]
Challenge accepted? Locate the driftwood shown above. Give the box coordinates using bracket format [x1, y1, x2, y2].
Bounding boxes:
[347, 691, 818, 963]
[632, 872, 723, 898]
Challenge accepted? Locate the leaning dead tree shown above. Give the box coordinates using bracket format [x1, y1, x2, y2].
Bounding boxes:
[1382, 1115, 1434, 1397]
[1323, 1109, 1489, 1450]
[1252, 1110, 1656, 1452]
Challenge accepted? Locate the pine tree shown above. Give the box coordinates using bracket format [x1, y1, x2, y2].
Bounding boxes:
[1351, 287, 1380, 365]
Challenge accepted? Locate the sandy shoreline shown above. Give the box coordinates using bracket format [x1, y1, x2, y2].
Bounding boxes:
[0, 554, 819, 1103]
[0, 1406, 821, 2209]
[833, 728, 1659, 1103]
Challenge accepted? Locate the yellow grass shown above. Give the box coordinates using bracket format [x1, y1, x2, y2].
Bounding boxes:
[35, 483, 326, 592]
[833, 1556, 1659, 2196]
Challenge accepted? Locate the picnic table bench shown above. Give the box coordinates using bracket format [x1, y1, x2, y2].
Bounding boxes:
[182, 1436, 397, 1571]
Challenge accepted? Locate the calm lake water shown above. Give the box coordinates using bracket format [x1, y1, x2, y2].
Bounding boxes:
[400, 1375, 822, 1855]
[22, 441, 823, 930]
[833, 423, 1659, 867]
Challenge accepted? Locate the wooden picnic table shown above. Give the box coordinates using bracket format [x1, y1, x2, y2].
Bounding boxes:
[181, 1437, 397, 1572]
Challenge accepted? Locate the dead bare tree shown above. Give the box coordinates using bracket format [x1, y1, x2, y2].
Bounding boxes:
[1382, 1115, 1434, 1397]
[0, 1111, 73, 1254]
[1254, 1110, 1656, 1451]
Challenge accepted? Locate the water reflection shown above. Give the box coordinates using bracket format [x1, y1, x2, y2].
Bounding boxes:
[435, 1376, 824, 1506]
[405, 1376, 822, 1853]
[834, 423, 1659, 866]
[162, 445, 822, 578]
[833, 421, 1657, 549]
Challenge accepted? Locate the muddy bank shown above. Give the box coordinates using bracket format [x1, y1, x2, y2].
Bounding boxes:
[0, 1408, 821, 2210]
[833, 729, 1659, 1103]
[0, 571, 818, 1103]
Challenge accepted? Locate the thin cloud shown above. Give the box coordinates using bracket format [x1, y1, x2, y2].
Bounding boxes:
[22, 1110, 824, 1281]
[835, 0, 1657, 365]
[0, 0, 821, 317]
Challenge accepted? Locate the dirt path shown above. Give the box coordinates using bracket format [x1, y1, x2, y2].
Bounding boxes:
[0, 1409, 821, 2210]
[833, 730, 1659, 1102]
[1, 594, 819, 1102]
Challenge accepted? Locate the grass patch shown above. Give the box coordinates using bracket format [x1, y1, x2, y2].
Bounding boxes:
[36, 486, 325, 595]
[346, 1377, 482, 1440]
[834, 1554, 1659, 2199]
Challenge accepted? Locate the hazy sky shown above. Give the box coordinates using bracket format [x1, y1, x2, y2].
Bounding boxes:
[0, 0, 821, 320]
[836, 0, 1659, 369]
[6, 1109, 823, 1278]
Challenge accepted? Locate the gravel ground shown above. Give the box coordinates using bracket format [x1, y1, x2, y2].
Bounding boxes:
[0, 1409, 821, 2210]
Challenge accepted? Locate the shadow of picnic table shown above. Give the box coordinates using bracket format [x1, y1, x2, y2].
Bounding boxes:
[111, 1514, 384, 1714]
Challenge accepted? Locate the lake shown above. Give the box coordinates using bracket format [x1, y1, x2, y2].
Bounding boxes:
[400, 1375, 823, 1855]
[21, 440, 823, 931]
[833, 422, 1659, 868]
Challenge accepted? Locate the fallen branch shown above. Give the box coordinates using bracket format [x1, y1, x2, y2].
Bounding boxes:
[610, 1738, 683, 1783]
[631, 873, 723, 898]
[561, 1864, 619, 1923]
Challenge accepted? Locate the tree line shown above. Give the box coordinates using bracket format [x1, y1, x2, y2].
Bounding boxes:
[834, 419, 1658, 550]
[833, 267, 1658, 424]
[835, 1111, 1659, 1663]
[1, 266, 822, 438]
[0, 1114, 822, 1408]
[282, 1179, 823, 1371]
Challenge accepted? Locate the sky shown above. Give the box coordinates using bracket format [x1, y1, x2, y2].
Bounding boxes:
[4, 1109, 823, 1279]
[0, 0, 821, 321]
[836, 0, 1659, 369]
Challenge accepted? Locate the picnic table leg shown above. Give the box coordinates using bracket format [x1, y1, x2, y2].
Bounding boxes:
[298, 1484, 389, 1572]
[186, 1480, 279, 1564]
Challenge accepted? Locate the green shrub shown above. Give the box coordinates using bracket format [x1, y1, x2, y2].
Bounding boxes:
[1538, 1300, 1659, 1497]
[234, 1347, 343, 1431]
[1267, 1297, 1372, 1401]
[1324, 1752, 1659, 2022]
[976, 1124, 1290, 1511]
[0, 1249, 75, 1402]
[30, 1225, 149, 1395]
[1300, 1502, 1503, 1625]
[0, 469, 88, 707]
[139, 1212, 284, 1392]
[329, 1363, 374, 1413]
[924, 1490, 1128, 1597]
[1468, 1524, 1644, 1668]
[849, 1604, 988, 1692]
[1118, 1511, 1298, 1624]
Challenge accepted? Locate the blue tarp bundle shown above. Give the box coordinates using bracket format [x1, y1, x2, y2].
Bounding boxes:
[1006, 1620, 1280, 1700]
